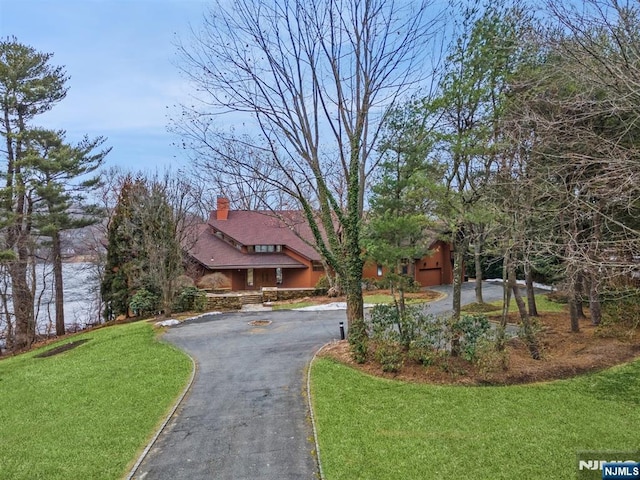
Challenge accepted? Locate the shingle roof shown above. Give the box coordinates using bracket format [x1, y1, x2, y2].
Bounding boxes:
[189, 224, 307, 269]
[208, 210, 322, 261]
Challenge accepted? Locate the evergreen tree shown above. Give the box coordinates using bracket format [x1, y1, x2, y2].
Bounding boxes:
[101, 176, 146, 320]
[0, 38, 68, 350]
[364, 105, 436, 313]
[101, 175, 184, 319]
[25, 129, 109, 335]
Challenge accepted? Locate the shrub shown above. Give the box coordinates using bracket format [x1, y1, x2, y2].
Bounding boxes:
[475, 338, 509, 379]
[315, 275, 330, 292]
[197, 272, 231, 291]
[174, 286, 207, 313]
[375, 341, 403, 372]
[450, 313, 491, 362]
[369, 303, 439, 349]
[129, 288, 160, 317]
[547, 291, 569, 304]
[600, 287, 640, 333]
[349, 320, 369, 364]
[407, 339, 436, 366]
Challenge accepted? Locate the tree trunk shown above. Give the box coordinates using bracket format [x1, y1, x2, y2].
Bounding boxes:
[524, 262, 538, 317]
[450, 235, 466, 356]
[11, 257, 35, 350]
[589, 207, 602, 326]
[509, 265, 540, 360]
[574, 271, 586, 319]
[569, 296, 580, 332]
[589, 275, 602, 326]
[474, 240, 483, 304]
[52, 231, 65, 336]
[496, 251, 511, 352]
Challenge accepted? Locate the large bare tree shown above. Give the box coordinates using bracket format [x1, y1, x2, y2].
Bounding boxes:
[497, 0, 640, 334]
[174, 0, 441, 338]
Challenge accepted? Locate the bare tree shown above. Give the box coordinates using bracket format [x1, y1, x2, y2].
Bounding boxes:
[500, 0, 640, 332]
[174, 0, 441, 337]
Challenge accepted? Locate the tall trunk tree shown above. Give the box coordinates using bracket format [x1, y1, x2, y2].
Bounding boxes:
[26, 129, 108, 336]
[174, 0, 441, 339]
[414, 2, 531, 330]
[0, 39, 68, 350]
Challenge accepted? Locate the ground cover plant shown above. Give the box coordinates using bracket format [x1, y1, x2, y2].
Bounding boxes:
[311, 356, 640, 480]
[0, 321, 192, 480]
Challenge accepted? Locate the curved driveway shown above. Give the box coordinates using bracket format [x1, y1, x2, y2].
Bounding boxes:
[131, 282, 505, 479]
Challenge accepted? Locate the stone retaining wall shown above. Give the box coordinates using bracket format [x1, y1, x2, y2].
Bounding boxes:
[206, 295, 243, 311]
[206, 288, 323, 310]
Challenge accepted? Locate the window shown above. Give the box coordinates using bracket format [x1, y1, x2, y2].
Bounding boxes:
[255, 245, 277, 253]
[401, 260, 409, 275]
[247, 268, 254, 286]
[276, 267, 283, 284]
[312, 261, 324, 272]
[377, 265, 383, 276]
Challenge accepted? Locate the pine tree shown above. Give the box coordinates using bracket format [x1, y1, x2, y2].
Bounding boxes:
[0, 38, 68, 349]
[26, 129, 109, 335]
[101, 176, 146, 320]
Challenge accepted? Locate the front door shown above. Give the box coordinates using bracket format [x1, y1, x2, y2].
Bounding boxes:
[254, 269, 276, 289]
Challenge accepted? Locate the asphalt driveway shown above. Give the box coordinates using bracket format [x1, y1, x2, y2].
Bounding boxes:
[131, 282, 506, 480]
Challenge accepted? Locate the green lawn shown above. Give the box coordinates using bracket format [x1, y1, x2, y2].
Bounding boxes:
[273, 293, 435, 310]
[463, 293, 566, 315]
[0, 321, 192, 480]
[311, 357, 640, 480]
[491, 293, 567, 313]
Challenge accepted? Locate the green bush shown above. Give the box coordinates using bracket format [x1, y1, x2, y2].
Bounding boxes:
[375, 341, 404, 373]
[547, 291, 569, 304]
[174, 286, 207, 313]
[600, 287, 640, 332]
[315, 275, 330, 292]
[349, 320, 369, 364]
[474, 338, 509, 379]
[369, 303, 438, 349]
[450, 313, 491, 362]
[129, 288, 160, 317]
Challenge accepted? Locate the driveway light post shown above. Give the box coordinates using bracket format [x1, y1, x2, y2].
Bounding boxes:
[339, 321, 345, 340]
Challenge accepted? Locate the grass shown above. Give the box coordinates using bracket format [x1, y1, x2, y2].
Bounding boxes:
[272, 300, 317, 310]
[462, 293, 567, 315]
[273, 293, 434, 310]
[311, 357, 640, 480]
[0, 321, 192, 480]
[490, 293, 567, 314]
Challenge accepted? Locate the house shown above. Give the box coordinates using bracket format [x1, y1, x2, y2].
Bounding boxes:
[186, 198, 326, 290]
[186, 197, 454, 290]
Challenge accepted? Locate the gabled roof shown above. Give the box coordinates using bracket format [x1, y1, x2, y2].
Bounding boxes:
[208, 210, 322, 261]
[189, 224, 307, 269]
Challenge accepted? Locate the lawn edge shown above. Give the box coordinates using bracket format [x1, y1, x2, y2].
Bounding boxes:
[308, 342, 333, 480]
[124, 334, 197, 480]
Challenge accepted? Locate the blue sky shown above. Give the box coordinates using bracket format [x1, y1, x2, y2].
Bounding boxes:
[1, 0, 208, 172]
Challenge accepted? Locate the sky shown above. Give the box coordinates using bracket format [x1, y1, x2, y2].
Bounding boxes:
[1, 0, 209, 172]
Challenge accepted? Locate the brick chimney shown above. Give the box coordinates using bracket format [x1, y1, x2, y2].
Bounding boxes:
[216, 196, 230, 221]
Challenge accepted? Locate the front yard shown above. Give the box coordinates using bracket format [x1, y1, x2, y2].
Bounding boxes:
[310, 356, 640, 479]
[0, 322, 192, 480]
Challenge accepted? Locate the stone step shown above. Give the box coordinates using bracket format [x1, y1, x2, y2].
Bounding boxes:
[240, 294, 263, 305]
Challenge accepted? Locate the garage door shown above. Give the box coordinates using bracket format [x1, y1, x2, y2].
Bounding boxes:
[416, 268, 442, 287]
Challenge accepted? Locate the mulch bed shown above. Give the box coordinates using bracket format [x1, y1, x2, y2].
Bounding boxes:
[319, 312, 640, 385]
